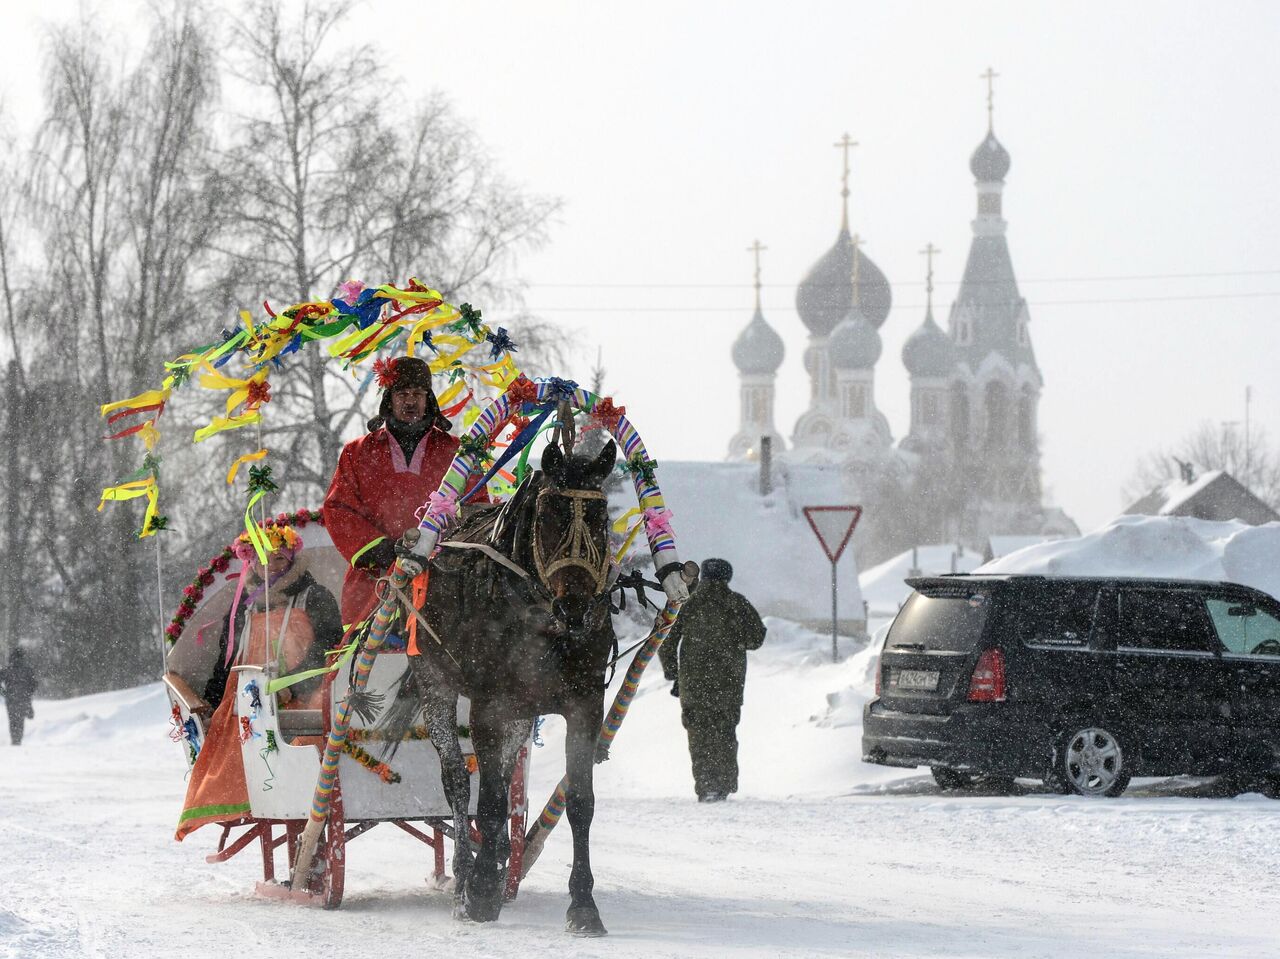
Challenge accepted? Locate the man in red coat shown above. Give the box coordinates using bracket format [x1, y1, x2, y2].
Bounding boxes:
[323, 356, 487, 625]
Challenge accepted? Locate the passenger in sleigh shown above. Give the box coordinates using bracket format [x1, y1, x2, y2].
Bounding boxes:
[200, 525, 343, 715]
[175, 526, 343, 840]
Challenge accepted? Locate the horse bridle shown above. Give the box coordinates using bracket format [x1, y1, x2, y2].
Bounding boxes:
[531, 486, 610, 595]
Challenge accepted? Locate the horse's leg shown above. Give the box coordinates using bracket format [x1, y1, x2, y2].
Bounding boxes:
[422, 692, 472, 916]
[463, 712, 528, 923]
[563, 703, 607, 936]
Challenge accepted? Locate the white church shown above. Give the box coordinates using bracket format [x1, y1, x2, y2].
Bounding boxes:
[726, 103, 1077, 553]
[655, 88, 1077, 637]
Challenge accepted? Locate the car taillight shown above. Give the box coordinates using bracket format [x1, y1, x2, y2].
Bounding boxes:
[967, 648, 1006, 702]
[874, 653, 882, 697]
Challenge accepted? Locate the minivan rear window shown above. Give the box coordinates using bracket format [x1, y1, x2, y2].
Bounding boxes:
[887, 590, 990, 652]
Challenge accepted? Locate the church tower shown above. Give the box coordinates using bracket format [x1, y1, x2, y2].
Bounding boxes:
[792, 134, 892, 455]
[902, 243, 955, 452]
[728, 241, 785, 460]
[945, 69, 1043, 522]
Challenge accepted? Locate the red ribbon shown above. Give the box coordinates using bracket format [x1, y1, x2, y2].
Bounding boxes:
[244, 380, 271, 408]
[589, 396, 626, 433]
[441, 391, 474, 417]
[506, 375, 538, 407]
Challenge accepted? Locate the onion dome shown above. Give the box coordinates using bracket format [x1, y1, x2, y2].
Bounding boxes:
[731, 306, 785, 375]
[902, 310, 954, 378]
[828, 310, 882, 370]
[795, 230, 892, 336]
[970, 129, 1011, 182]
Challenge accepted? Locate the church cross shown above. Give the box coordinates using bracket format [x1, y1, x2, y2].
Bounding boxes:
[747, 239, 767, 310]
[919, 242, 940, 311]
[833, 133, 858, 230]
[981, 67, 1000, 129]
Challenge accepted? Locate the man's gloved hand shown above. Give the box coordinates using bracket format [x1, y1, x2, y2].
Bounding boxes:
[393, 537, 429, 578]
[669, 678, 680, 698]
[357, 540, 398, 572]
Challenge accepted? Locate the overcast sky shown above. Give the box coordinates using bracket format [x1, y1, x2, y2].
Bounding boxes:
[4, 1, 1279, 535]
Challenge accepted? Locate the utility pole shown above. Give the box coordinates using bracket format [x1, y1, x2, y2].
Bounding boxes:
[1245, 385, 1252, 481]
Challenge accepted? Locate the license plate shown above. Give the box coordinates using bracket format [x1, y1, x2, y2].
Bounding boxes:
[895, 669, 940, 691]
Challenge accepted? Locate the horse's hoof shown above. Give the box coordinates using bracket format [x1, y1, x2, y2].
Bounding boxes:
[566, 906, 608, 937]
[463, 887, 503, 923]
[451, 901, 470, 922]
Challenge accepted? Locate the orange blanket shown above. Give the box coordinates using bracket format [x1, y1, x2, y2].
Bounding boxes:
[175, 605, 324, 840]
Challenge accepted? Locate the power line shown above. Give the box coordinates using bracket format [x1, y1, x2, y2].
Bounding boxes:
[525, 268, 1280, 290]
[516, 290, 1280, 313]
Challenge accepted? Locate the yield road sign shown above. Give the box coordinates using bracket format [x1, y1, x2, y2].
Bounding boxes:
[802, 505, 863, 563]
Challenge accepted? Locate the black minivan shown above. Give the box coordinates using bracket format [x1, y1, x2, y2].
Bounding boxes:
[861, 575, 1280, 797]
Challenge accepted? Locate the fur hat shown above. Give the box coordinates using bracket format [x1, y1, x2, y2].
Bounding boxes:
[700, 558, 733, 583]
[367, 356, 450, 432]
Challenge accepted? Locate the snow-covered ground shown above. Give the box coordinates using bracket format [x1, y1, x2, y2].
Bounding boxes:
[4, 606, 1280, 957]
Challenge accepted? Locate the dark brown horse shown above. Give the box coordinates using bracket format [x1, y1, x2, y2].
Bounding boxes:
[381, 438, 619, 935]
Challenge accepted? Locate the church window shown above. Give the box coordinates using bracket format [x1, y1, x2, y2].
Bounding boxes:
[842, 383, 867, 419]
[1017, 320, 1028, 345]
[1018, 388, 1035, 447]
[985, 381, 1008, 449]
[803, 419, 831, 444]
[957, 319, 972, 346]
[951, 385, 970, 446]
[918, 390, 941, 426]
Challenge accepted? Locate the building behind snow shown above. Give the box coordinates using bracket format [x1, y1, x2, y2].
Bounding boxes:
[1124, 468, 1280, 526]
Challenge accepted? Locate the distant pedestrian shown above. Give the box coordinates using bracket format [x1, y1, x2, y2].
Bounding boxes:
[0, 648, 37, 746]
[659, 558, 766, 802]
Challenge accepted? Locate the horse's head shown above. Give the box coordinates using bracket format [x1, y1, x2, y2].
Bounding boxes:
[534, 439, 617, 638]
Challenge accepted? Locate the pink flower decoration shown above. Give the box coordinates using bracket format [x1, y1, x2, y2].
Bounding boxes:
[426, 489, 460, 522]
[642, 507, 675, 539]
[336, 280, 365, 306]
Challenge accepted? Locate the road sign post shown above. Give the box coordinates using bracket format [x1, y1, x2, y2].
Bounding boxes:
[802, 505, 863, 662]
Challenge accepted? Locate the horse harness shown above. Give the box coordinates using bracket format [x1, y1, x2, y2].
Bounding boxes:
[531, 486, 610, 595]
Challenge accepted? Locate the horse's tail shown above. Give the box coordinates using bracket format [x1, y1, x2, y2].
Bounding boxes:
[372, 665, 426, 761]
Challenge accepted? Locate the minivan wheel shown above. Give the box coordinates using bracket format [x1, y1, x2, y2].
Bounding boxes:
[1057, 725, 1131, 798]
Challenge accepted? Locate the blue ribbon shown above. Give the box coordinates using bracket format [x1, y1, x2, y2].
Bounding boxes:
[459, 404, 555, 504]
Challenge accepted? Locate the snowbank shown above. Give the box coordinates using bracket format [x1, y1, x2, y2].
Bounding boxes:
[978, 514, 1280, 600]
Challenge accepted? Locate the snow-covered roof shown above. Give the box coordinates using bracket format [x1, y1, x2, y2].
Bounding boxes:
[1124, 470, 1278, 526]
[654, 461, 864, 622]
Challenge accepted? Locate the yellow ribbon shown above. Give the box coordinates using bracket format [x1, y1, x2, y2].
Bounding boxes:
[226, 448, 269, 485]
[193, 410, 262, 443]
[99, 388, 170, 418]
[611, 508, 646, 563]
[242, 491, 272, 563]
[97, 478, 160, 538]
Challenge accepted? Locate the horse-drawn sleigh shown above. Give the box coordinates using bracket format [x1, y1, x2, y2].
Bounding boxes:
[162, 513, 534, 910]
[103, 281, 688, 935]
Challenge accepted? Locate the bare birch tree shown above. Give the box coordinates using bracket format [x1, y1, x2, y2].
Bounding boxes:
[17, 7, 228, 691]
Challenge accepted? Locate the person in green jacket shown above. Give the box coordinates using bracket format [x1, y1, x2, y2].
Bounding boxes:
[659, 558, 766, 802]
